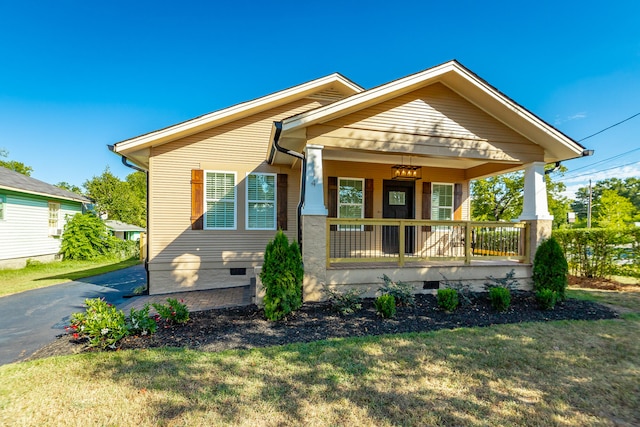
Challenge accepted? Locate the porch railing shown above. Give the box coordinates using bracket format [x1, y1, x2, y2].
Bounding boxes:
[326, 219, 530, 267]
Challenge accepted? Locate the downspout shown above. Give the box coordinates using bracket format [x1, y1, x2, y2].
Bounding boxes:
[107, 145, 150, 295]
[271, 121, 306, 250]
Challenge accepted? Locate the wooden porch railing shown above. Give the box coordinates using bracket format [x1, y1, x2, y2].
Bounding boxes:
[326, 219, 530, 268]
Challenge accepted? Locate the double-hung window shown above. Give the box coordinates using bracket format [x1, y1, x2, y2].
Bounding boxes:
[204, 171, 236, 230]
[338, 178, 364, 231]
[246, 173, 276, 230]
[48, 202, 60, 235]
[431, 183, 454, 221]
[0, 194, 5, 220]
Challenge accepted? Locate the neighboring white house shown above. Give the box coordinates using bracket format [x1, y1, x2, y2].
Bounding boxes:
[0, 167, 91, 269]
[105, 220, 145, 241]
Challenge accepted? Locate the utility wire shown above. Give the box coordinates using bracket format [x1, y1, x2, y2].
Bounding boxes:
[561, 160, 640, 181]
[578, 111, 640, 142]
[561, 147, 640, 177]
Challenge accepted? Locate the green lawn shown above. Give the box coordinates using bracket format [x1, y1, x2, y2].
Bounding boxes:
[0, 258, 141, 297]
[0, 287, 638, 426]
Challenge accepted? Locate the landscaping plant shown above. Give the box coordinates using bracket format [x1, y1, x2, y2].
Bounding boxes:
[437, 288, 459, 312]
[489, 287, 511, 312]
[126, 304, 158, 335]
[533, 237, 569, 301]
[323, 286, 363, 315]
[152, 298, 190, 324]
[375, 294, 396, 318]
[536, 288, 558, 310]
[69, 298, 129, 349]
[260, 230, 304, 321]
[378, 274, 415, 306]
[484, 269, 519, 291]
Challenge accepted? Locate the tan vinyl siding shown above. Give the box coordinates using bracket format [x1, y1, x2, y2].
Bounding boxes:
[146, 98, 316, 292]
[315, 83, 543, 162]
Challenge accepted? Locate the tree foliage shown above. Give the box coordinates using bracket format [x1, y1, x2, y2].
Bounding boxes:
[60, 213, 113, 260]
[0, 149, 33, 176]
[84, 167, 146, 227]
[471, 165, 571, 228]
[571, 177, 640, 224]
[55, 181, 84, 195]
[595, 190, 636, 228]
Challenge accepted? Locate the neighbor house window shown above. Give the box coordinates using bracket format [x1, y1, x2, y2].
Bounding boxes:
[0, 195, 5, 220]
[246, 173, 276, 230]
[204, 171, 236, 230]
[48, 202, 60, 235]
[431, 183, 453, 221]
[338, 178, 364, 231]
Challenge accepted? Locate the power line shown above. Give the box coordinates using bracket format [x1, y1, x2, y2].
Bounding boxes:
[561, 160, 640, 181]
[562, 147, 640, 177]
[578, 111, 640, 142]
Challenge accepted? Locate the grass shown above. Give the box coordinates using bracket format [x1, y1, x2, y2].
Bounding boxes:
[0, 318, 637, 426]
[0, 258, 141, 297]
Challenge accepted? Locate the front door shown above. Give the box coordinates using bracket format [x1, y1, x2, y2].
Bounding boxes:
[382, 180, 415, 254]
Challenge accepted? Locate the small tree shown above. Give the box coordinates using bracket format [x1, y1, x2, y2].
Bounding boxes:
[260, 231, 304, 321]
[60, 213, 112, 260]
[532, 237, 569, 301]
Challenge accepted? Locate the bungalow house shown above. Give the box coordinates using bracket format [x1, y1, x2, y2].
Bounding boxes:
[105, 220, 145, 241]
[0, 167, 91, 269]
[111, 61, 588, 299]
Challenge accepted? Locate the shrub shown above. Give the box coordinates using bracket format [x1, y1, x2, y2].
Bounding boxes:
[533, 237, 569, 301]
[484, 269, 519, 291]
[378, 274, 415, 306]
[536, 289, 558, 310]
[437, 288, 459, 312]
[553, 228, 628, 278]
[60, 213, 112, 260]
[441, 274, 473, 305]
[260, 230, 304, 321]
[152, 298, 190, 324]
[489, 287, 511, 312]
[323, 287, 363, 315]
[375, 294, 396, 318]
[126, 304, 158, 335]
[69, 298, 129, 349]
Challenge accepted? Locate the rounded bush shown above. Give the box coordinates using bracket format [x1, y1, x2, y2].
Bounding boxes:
[533, 237, 569, 301]
[536, 289, 558, 310]
[375, 294, 396, 318]
[489, 287, 511, 312]
[437, 289, 459, 312]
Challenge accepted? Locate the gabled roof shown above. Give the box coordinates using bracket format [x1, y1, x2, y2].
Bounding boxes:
[111, 73, 364, 167]
[105, 220, 145, 232]
[0, 167, 91, 203]
[277, 60, 585, 164]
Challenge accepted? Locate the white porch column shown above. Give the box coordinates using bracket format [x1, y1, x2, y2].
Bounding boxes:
[301, 144, 328, 215]
[519, 162, 553, 262]
[519, 162, 552, 221]
[301, 144, 327, 301]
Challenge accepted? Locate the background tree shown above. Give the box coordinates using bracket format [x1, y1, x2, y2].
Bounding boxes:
[0, 149, 33, 176]
[55, 181, 84, 195]
[594, 189, 636, 228]
[84, 167, 146, 227]
[572, 177, 640, 222]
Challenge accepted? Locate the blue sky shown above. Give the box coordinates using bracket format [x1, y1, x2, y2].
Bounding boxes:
[1, 0, 639, 199]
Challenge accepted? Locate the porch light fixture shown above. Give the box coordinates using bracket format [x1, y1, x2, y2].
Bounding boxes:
[391, 164, 422, 180]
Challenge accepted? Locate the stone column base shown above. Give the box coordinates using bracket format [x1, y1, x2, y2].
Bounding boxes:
[526, 219, 553, 263]
[302, 215, 327, 302]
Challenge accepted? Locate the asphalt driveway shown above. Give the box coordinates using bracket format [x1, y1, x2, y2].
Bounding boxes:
[0, 264, 146, 366]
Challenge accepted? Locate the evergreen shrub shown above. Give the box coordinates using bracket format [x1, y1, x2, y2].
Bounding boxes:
[489, 287, 511, 312]
[260, 230, 304, 321]
[378, 274, 415, 306]
[533, 237, 569, 301]
[375, 294, 396, 318]
[437, 288, 459, 312]
[536, 289, 558, 310]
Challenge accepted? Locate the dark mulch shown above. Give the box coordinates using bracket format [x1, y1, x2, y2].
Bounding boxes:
[26, 291, 618, 361]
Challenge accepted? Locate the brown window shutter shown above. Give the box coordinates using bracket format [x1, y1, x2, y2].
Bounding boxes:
[422, 182, 431, 232]
[191, 169, 204, 230]
[328, 176, 337, 231]
[277, 174, 288, 230]
[364, 178, 374, 231]
[454, 183, 463, 220]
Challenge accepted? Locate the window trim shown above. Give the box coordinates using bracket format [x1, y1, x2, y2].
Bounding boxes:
[431, 182, 454, 222]
[338, 177, 365, 231]
[245, 172, 277, 231]
[204, 170, 237, 230]
[48, 201, 61, 236]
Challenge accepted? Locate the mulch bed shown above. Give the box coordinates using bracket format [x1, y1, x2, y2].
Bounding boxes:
[26, 291, 619, 361]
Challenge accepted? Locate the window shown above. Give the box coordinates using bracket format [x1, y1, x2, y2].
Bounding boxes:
[338, 178, 364, 231]
[204, 171, 236, 229]
[0, 195, 5, 220]
[48, 202, 60, 235]
[246, 173, 276, 230]
[431, 183, 453, 221]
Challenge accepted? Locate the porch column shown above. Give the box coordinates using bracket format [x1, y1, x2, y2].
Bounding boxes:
[519, 162, 553, 261]
[302, 144, 327, 302]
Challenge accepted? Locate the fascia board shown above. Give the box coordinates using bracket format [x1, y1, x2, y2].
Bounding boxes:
[114, 74, 364, 155]
[0, 185, 90, 203]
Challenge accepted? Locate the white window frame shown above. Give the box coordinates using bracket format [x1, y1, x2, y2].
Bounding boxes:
[245, 172, 277, 231]
[338, 177, 364, 231]
[431, 182, 454, 222]
[48, 201, 60, 235]
[204, 171, 237, 230]
[0, 194, 5, 220]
